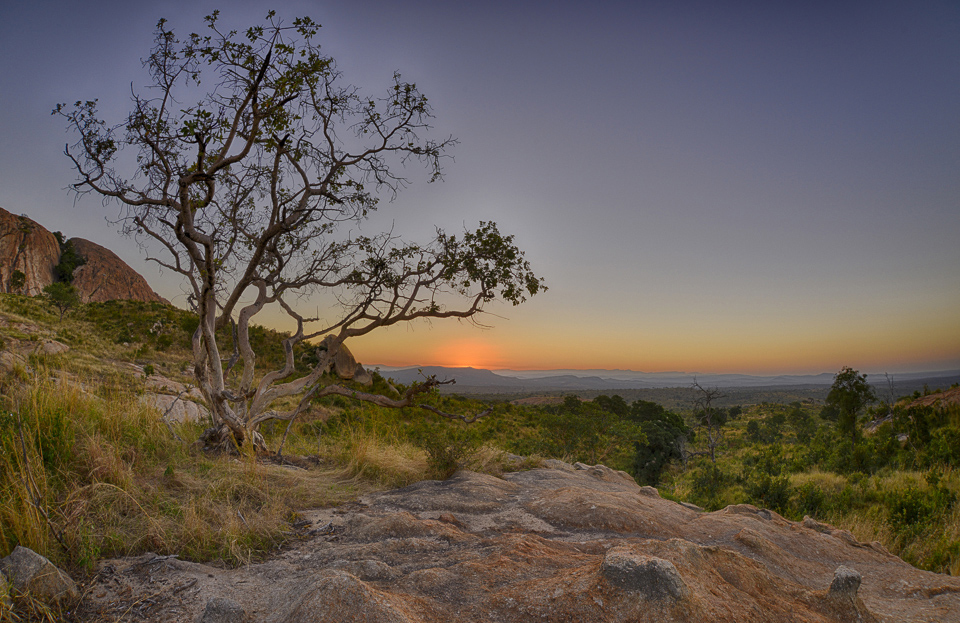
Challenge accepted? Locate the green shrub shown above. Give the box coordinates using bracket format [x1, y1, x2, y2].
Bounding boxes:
[745, 473, 791, 514]
[688, 462, 729, 510]
[421, 426, 480, 480]
[52, 237, 86, 284]
[888, 487, 939, 533]
[924, 427, 960, 467]
[9, 270, 26, 294]
[793, 482, 826, 518]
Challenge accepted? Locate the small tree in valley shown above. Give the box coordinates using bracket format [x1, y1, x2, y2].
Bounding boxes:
[822, 366, 876, 445]
[57, 12, 544, 452]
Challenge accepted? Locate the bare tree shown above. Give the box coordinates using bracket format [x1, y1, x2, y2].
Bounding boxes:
[689, 379, 727, 464]
[56, 12, 544, 452]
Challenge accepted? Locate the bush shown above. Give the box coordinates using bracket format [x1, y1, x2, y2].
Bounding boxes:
[745, 473, 791, 514]
[421, 426, 480, 480]
[923, 427, 960, 467]
[52, 237, 86, 284]
[793, 482, 826, 518]
[9, 270, 26, 294]
[632, 414, 688, 486]
[888, 487, 939, 533]
[688, 463, 729, 510]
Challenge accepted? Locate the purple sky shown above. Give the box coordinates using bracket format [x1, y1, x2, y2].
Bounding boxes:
[1, 1, 958, 374]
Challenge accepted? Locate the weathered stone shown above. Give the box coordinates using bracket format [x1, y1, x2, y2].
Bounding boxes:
[830, 565, 862, 599]
[199, 596, 245, 623]
[600, 547, 688, 601]
[0, 546, 79, 604]
[352, 364, 373, 386]
[542, 458, 575, 471]
[141, 393, 210, 424]
[0, 208, 166, 302]
[327, 559, 398, 582]
[0, 351, 26, 374]
[277, 571, 416, 623]
[638, 485, 661, 498]
[145, 374, 188, 394]
[503, 453, 526, 466]
[319, 335, 356, 379]
[77, 467, 960, 623]
[802, 515, 830, 533]
[34, 340, 69, 356]
[68, 238, 167, 303]
[317, 336, 373, 386]
[0, 208, 59, 296]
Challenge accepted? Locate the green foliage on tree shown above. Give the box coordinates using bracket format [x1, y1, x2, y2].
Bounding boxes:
[787, 401, 817, 443]
[52, 236, 86, 284]
[624, 399, 690, 486]
[43, 282, 81, 320]
[8, 270, 26, 294]
[56, 11, 544, 452]
[823, 367, 876, 445]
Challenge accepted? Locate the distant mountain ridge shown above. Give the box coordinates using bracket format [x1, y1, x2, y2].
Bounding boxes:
[374, 365, 960, 391]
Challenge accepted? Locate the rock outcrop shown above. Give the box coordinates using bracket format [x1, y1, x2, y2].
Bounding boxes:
[68, 237, 166, 304]
[0, 209, 59, 296]
[140, 373, 209, 424]
[0, 207, 165, 303]
[79, 463, 960, 622]
[0, 546, 79, 605]
[321, 335, 373, 386]
[199, 597, 246, 623]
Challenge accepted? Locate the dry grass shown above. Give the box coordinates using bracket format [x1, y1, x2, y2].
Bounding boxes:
[462, 445, 512, 476]
[0, 294, 444, 594]
[788, 469, 849, 495]
[321, 427, 429, 489]
[0, 371, 408, 582]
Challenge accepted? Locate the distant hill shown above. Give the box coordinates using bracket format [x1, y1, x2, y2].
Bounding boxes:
[375, 365, 960, 396]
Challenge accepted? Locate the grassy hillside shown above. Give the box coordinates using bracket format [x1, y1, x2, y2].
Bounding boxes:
[0, 294, 513, 580]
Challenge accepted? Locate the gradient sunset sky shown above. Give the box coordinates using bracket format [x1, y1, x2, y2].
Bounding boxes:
[1, 1, 957, 375]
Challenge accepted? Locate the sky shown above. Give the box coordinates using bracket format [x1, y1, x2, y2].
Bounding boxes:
[0, 1, 958, 375]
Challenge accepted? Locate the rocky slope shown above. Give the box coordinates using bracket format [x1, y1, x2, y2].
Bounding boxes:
[0, 208, 59, 296]
[0, 207, 164, 302]
[68, 237, 166, 304]
[81, 463, 960, 623]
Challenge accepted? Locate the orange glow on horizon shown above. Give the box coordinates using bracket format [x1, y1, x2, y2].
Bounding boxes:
[429, 338, 504, 369]
[346, 316, 960, 375]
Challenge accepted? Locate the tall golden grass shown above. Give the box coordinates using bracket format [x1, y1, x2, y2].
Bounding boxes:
[0, 374, 402, 575]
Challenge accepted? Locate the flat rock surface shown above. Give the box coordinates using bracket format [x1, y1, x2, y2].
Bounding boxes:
[80, 465, 960, 622]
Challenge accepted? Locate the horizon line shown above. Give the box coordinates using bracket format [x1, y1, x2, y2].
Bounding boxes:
[367, 364, 960, 378]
